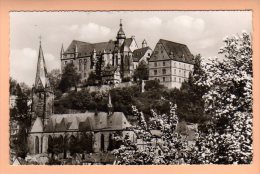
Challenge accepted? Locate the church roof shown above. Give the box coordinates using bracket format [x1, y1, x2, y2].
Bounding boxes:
[149, 39, 194, 64]
[132, 47, 151, 62]
[37, 111, 131, 133]
[34, 43, 50, 89]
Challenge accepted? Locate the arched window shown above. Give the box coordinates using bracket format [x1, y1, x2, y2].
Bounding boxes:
[101, 134, 105, 152]
[79, 60, 82, 71]
[47, 135, 53, 154]
[35, 136, 39, 154]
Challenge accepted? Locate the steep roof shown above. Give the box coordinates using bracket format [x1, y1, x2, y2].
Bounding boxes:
[150, 39, 194, 64]
[132, 47, 151, 62]
[38, 111, 131, 133]
[35, 42, 50, 89]
[64, 40, 116, 57]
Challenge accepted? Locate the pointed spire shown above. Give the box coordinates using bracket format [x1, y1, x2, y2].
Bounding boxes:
[142, 39, 147, 48]
[35, 39, 50, 89]
[120, 19, 123, 27]
[117, 19, 126, 40]
[60, 43, 64, 59]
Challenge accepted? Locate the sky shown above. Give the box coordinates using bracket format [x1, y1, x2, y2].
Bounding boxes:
[10, 11, 252, 86]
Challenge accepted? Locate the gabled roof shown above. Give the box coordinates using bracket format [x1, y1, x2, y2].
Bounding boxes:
[132, 47, 151, 62]
[41, 111, 131, 133]
[30, 117, 43, 133]
[150, 39, 194, 64]
[63, 40, 116, 57]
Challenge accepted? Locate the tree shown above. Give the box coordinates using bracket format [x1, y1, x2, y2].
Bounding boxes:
[144, 80, 165, 91]
[113, 103, 186, 165]
[59, 63, 80, 92]
[196, 32, 253, 164]
[10, 83, 31, 158]
[85, 71, 98, 86]
[177, 54, 208, 123]
[48, 69, 62, 98]
[133, 60, 149, 82]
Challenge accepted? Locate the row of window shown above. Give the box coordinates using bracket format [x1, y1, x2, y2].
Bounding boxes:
[152, 69, 190, 77]
[154, 77, 186, 83]
[153, 61, 192, 69]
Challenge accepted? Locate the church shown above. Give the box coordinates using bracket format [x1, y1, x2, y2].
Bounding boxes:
[60, 20, 151, 84]
[28, 41, 135, 155]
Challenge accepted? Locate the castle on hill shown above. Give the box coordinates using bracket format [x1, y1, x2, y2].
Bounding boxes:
[60, 20, 152, 85]
[28, 41, 135, 155]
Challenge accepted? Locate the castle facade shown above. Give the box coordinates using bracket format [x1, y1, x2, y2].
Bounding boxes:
[60, 20, 151, 85]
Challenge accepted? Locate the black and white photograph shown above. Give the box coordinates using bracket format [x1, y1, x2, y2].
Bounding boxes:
[9, 11, 252, 165]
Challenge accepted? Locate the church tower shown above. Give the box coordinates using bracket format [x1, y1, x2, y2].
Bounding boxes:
[116, 19, 126, 48]
[31, 40, 54, 126]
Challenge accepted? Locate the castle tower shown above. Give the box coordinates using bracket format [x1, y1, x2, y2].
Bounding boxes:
[142, 39, 147, 48]
[116, 19, 126, 48]
[32, 40, 54, 126]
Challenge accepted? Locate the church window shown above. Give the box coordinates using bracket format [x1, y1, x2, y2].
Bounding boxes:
[101, 134, 105, 152]
[79, 60, 82, 71]
[65, 61, 67, 65]
[179, 78, 181, 82]
[163, 77, 165, 82]
[163, 61, 165, 66]
[154, 70, 157, 75]
[154, 62, 157, 67]
[35, 136, 39, 154]
[162, 69, 166, 74]
[173, 77, 176, 82]
[84, 73, 86, 77]
[174, 69, 176, 75]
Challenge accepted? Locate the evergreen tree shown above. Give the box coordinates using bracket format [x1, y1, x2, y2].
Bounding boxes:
[59, 63, 80, 92]
[133, 60, 149, 82]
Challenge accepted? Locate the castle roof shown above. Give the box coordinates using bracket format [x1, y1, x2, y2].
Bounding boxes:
[149, 39, 194, 64]
[132, 47, 151, 62]
[29, 111, 132, 133]
[63, 38, 135, 57]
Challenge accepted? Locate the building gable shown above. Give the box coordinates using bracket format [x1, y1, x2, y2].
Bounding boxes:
[30, 117, 44, 133]
[149, 42, 171, 62]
